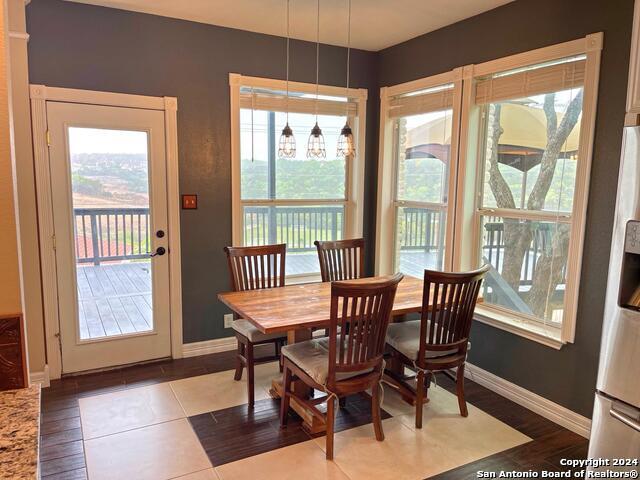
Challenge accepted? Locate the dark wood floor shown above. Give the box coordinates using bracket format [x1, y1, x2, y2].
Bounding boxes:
[39, 347, 588, 479]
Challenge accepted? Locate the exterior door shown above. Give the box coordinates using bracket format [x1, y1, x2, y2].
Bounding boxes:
[47, 101, 171, 373]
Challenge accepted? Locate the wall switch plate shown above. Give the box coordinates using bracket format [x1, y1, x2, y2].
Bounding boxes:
[224, 313, 234, 329]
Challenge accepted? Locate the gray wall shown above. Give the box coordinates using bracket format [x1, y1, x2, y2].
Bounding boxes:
[378, 0, 634, 417]
[26, 0, 634, 417]
[26, 0, 379, 344]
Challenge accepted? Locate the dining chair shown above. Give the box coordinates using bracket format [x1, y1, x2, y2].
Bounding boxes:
[314, 238, 365, 282]
[384, 265, 489, 428]
[224, 243, 289, 408]
[280, 273, 404, 460]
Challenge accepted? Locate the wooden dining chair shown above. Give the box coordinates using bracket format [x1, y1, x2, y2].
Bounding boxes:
[314, 238, 365, 282]
[280, 273, 404, 460]
[224, 244, 289, 408]
[384, 265, 489, 428]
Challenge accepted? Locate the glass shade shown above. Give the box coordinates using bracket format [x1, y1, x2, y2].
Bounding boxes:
[336, 122, 356, 157]
[278, 123, 296, 159]
[306, 122, 326, 159]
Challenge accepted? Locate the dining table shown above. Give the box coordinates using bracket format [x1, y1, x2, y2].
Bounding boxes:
[217, 274, 427, 433]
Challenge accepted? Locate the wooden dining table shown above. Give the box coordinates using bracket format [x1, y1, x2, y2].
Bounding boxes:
[217, 274, 426, 433]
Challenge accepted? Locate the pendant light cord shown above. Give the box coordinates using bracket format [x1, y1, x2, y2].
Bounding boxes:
[315, 0, 320, 121]
[286, 0, 290, 124]
[345, 0, 351, 115]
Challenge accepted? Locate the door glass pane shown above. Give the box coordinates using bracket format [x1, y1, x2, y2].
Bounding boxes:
[243, 204, 344, 276]
[69, 127, 153, 340]
[479, 215, 568, 325]
[395, 206, 446, 276]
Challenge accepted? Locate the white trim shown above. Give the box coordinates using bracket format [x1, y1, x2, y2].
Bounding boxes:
[30, 85, 183, 379]
[30, 84, 166, 110]
[465, 363, 592, 438]
[164, 97, 183, 359]
[182, 337, 237, 358]
[29, 365, 50, 388]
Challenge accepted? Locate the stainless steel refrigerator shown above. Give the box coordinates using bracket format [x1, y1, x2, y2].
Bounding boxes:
[588, 126, 640, 464]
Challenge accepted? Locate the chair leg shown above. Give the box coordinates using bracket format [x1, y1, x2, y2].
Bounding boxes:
[276, 340, 284, 373]
[326, 395, 336, 460]
[456, 364, 468, 417]
[233, 339, 244, 381]
[246, 341, 255, 408]
[280, 364, 292, 427]
[415, 370, 425, 429]
[371, 383, 384, 441]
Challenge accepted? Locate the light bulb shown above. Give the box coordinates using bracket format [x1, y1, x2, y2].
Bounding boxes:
[278, 123, 296, 158]
[306, 122, 326, 159]
[337, 122, 355, 157]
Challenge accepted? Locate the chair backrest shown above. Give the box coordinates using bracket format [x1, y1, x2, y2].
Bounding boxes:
[223, 244, 286, 292]
[327, 273, 404, 388]
[314, 238, 365, 282]
[418, 265, 489, 364]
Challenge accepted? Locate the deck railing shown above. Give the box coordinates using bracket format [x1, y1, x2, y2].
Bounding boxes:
[74, 207, 564, 286]
[74, 207, 151, 265]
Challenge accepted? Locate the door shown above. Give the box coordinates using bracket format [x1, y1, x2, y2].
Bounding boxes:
[47, 102, 171, 373]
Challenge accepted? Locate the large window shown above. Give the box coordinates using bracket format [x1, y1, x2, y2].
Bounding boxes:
[377, 35, 602, 347]
[231, 75, 367, 280]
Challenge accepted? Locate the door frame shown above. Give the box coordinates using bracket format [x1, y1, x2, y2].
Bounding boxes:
[30, 85, 183, 379]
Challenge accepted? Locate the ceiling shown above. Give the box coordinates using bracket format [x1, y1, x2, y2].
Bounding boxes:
[65, 0, 513, 51]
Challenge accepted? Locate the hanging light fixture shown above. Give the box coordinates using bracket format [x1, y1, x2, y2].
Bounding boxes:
[307, 0, 326, 159]
[278, 0, 296, 158]
[337, 0, 355, 158]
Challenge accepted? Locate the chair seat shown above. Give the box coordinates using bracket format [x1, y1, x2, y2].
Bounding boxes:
[386, 320, 470, 361]
[281, 337, 374, 386]
[232, 319, 287, 343]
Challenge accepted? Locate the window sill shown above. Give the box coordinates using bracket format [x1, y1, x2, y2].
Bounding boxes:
[285, 273, 321, 285]
[474, 305, 564, 350]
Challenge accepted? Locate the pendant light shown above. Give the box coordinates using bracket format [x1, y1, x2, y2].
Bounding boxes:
[337, 0, 355, 158]
[278, 0, 296, 158]
[307, 0, 326, 159]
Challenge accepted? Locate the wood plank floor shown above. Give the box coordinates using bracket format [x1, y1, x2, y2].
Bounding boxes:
[38, 347, 589, 480]
[76, 262, 153, 340]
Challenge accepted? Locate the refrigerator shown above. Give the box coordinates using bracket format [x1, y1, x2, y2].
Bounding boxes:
[588, 126, 640, 466]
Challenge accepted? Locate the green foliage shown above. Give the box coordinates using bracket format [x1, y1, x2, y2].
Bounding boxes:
[71, 173, 111, 197]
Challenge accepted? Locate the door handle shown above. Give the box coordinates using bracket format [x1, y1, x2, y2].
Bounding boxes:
[150, 246, 166, 257]
[610, 408, 640, 433]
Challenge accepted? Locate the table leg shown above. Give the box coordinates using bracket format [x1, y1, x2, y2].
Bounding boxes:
[269, 328, 325, 434]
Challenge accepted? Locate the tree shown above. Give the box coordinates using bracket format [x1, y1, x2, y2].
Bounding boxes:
[486, 90, 583, 318]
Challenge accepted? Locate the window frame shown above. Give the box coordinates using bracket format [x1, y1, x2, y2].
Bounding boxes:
[376, 33, 603, 348]
[229, 73, 368, 283]
[376, 69, 464, 276]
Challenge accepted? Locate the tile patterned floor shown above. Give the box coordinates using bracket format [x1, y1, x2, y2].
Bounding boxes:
[39, 349, 589, 479]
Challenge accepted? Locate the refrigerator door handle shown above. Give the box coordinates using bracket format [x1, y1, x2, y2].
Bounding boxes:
[610, 408, 640, 433]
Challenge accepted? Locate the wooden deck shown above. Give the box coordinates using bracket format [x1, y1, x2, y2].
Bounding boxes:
[76, 262, 153, 340]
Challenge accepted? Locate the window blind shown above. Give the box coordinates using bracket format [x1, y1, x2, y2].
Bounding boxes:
[239, 92, 357, 116]
[388, 87, 454, 118]
[475, 58, 585, 105]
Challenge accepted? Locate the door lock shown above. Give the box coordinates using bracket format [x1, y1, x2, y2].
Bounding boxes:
[156, 230, 165, 238]
[150, 246, 166, 257]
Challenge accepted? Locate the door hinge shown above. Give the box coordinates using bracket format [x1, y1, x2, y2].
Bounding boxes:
[52, 234, 56, 251]
[46, 130, 51, 147]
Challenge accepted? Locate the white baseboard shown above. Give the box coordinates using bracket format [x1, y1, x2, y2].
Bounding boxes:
[182, 337, 237, 358]
[30, 364, 50, 388]
[465, 363, 592, 438]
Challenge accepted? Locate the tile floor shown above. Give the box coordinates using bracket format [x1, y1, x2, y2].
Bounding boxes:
[73, 361, 531, 480]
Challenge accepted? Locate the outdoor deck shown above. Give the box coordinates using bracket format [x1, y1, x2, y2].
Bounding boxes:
[76, 252, 432, 340]
[77, 262, 153, 340]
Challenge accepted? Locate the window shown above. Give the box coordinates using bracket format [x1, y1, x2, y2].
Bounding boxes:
[377, 34, 602, 347]
[231, 75, 367, 280]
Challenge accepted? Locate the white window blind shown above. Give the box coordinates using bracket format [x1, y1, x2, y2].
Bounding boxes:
[388, 86, 454, 118]
[239, 91, 357, 116]
[475, 58, 586, 105]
